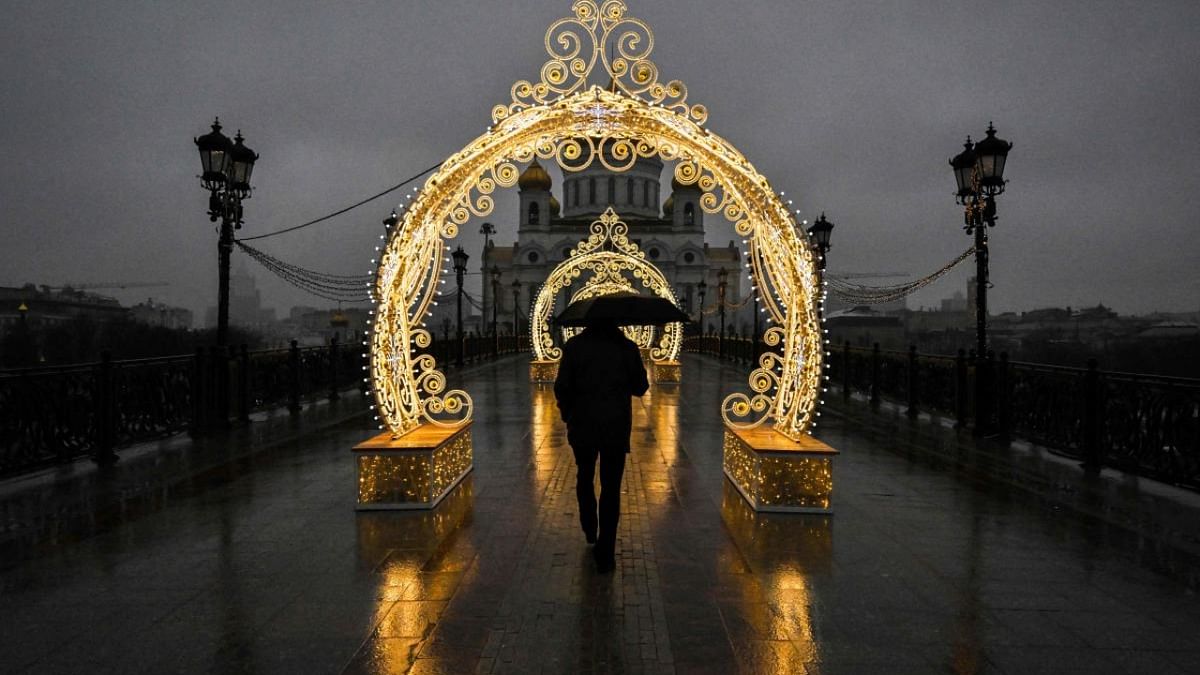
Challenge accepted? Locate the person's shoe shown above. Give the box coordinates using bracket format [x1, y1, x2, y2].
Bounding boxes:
[584, 529, 597, 545]
[592, 545, 615, 573]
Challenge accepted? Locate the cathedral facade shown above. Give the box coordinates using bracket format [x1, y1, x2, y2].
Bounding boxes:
[481, 158, 742, 335]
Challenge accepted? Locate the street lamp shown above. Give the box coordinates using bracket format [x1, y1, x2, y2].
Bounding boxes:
[452, 246, 470, 367]
[717, 267, 729, 358]
[697, 278, 707, 328]
[194, 118, 258, 347]
[490, 265, 501, 353]
[950, 122, 1012, 434]
[511, 279, 522, 338]
[807, 213, 834, 272]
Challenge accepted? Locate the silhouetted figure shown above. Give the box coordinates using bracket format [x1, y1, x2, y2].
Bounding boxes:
[554, 321, 649, 573]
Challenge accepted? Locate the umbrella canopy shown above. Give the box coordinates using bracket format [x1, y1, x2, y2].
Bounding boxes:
[555, 292, 690, 327]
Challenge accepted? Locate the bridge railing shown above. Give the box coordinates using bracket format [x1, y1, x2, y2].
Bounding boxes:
[0, 334, 528, 476]
[684, 335, 1200, 491]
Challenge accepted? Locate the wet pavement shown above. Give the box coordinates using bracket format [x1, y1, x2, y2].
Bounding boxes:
[2, 354, 1199, 674]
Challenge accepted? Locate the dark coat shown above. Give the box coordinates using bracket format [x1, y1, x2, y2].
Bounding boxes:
[554, 326, 650, 454]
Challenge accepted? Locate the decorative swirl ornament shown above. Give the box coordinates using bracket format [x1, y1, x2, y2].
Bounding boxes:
[531, 208, 680, 362]
[493, 1, 706, 127]
[371, 2, 824, 441]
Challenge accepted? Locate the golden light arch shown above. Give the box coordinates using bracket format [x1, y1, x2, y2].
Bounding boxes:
[530, 208, 682, 363]
[370, 0, 825, 441]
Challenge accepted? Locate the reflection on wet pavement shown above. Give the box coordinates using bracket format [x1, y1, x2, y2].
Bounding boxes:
[1, 354, 1199, 674]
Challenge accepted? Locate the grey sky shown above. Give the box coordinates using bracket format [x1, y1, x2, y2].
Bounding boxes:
[2, 0, 1198, 320]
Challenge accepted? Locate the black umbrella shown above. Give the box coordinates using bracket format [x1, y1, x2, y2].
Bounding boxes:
[555, 292, 690, 327]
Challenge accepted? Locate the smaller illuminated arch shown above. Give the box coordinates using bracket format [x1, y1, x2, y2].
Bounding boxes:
[531, 208, 683, 364]
[559, 278, 655, 348]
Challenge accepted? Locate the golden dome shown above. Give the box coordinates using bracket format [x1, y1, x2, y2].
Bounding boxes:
[518, 159, 552, 191]
[663, 194, 674, 216]
[549, 192, 561, 216]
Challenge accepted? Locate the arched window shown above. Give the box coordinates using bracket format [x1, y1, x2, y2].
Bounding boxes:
[528, 202, 539, 225]
[589, 177, 596, 204]
[627, 178, 634, 204]
[684, 202, 695, 226]
[607, 177, 615, 205]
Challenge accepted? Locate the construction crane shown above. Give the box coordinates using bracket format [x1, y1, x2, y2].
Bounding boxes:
[48, 281, 170, 291]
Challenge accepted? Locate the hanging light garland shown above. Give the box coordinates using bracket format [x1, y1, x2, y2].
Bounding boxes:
[826, 246, 975, 305]
[236, 240, 372, 302]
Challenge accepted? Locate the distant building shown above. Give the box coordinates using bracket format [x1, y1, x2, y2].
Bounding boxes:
[204, 265, 275, 330]
[129, 299, 193, 330]
[1138, 322, 1200, 339]
[826, 305, 905, 350]
[284, 306, 371, 346]
[480, 158, 741, 337]
[941, 290, 967, 313]
[0, 284, 127, 331]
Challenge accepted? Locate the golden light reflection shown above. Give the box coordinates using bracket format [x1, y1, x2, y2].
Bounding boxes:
[720, 480, 831, 665]
[356, 478, 476, 673]
[646, 386, 680, 465]
[530, 386, 560, 484]
[370, 0, 825, 441]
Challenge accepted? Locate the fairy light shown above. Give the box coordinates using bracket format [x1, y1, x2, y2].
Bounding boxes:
[369, 0, 823, 440]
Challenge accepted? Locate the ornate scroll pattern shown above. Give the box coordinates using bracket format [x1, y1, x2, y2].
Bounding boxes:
[372, 8, 823, 441]
[493, 1, 706, 126]
[721, 327, 786, 429]
[529, 208, 682, 363]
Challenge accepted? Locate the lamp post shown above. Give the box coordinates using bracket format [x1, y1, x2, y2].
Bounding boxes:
[950, 122, 1013, 435]
[452, 246, 469, 367]
[194, 118, 258, 347]
[807, 213, 834, 275]
[511, 279, 522, 339]
[807, 214, 834, 340]
[717, 267, 728, 358]
[697, 278, 707, 328]
[490, 265, 501, 354]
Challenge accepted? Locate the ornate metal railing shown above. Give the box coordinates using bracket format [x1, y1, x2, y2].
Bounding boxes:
[686, 336, 1200, 490]
[0, 334, 528, 476]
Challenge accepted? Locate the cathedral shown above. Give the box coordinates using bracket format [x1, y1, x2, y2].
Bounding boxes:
[481, 156, 742, 335]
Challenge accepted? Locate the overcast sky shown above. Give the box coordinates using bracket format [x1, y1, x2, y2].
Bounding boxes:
[2, 0, 1198, 321]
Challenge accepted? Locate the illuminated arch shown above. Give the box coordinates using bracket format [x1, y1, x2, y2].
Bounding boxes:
[530, 208, 681, 362]
[371, 0, 824, 440]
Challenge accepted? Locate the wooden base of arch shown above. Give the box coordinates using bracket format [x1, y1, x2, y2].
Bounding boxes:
[651, 361, 681, 384]
[722, 424, 838, 514]
[529, 360, 559, 383]
[354, 422, 473, 510]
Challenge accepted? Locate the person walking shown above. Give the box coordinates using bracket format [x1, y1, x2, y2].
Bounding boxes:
[553, 320, 649, 573]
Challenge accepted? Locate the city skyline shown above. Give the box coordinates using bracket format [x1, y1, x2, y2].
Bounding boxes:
[2, 0, 1198, 320]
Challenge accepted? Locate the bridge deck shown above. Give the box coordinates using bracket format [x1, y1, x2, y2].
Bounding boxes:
[2, 355, 1198, 674]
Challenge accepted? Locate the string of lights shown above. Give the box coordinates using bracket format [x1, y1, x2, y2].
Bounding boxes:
[236, 240, 372, 302]
[827, 246, 976, 304]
